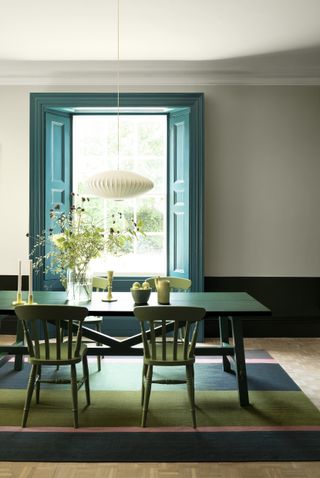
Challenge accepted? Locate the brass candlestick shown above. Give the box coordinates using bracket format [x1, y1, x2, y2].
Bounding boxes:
[12, 260, 26, 305]
[27, 293, 37, 305]
[12, 291, 26, 306]
[102, 270, 117, 302]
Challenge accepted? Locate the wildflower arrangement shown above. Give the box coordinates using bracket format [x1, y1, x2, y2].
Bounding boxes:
[29, 194, 142, 289]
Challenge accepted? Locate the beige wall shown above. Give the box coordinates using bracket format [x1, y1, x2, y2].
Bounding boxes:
[1, 84, 320, 277]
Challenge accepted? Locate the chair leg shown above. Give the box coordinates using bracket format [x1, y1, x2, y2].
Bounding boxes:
[141, 365, 153, 427]
[70, 364, 79, 428]
[35, 364, 41, 404]
[186, 364, 197, 428]
[56, 327, 65, 371]
[141, 363, 148, 406]
[22, 364, 37, 428]
[96, 322, 102, 372]
[82, 355, 91, 406]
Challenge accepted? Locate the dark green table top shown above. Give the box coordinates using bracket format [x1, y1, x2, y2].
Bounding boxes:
[0, 290, 271, 317]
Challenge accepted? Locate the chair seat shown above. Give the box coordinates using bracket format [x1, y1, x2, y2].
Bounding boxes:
[83, 315, 103, 324]
[29, 343, 87, 366]
[144, 343, 195, 366]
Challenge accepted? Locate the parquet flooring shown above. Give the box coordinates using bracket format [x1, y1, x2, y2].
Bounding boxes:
[1, 461, 320, 478]
[0, 461, 320, 478]
[1, 337, 319, 478]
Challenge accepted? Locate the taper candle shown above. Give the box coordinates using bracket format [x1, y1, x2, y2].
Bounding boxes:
[29, 259, 33, 294]
[12, 259, 26, 305]
[17, 260, 22, 293]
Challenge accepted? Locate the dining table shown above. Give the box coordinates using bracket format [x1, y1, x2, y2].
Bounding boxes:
[0, 290, 271, 406]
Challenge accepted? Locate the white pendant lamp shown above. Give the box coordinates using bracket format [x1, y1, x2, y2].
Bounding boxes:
[86, 170, 154, 199]
[86, 0, 154, 200]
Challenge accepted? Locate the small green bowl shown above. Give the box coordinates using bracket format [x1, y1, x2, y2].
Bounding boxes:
[130, 288, 151, 305]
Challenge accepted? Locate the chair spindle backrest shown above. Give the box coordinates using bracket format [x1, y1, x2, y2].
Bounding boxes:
[145, 277, 191, 293]
[15, 305, 88, 361]
[92, 277, 108, 292]
[134, 306, 205, 362]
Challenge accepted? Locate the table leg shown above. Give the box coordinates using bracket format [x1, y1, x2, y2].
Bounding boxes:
[230, 317, 249, 406]
[219, 316, 231, 373]
[14, 319, 24, 371]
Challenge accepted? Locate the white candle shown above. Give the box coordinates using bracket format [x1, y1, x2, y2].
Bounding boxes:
[17, 260, 22, 293]
[29, 259, 33, 295]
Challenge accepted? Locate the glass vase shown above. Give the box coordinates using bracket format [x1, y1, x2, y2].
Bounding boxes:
[66, 268, 93, 303]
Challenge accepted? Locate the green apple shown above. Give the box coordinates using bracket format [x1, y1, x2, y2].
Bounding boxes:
[132, 282, 141, 289]
[142, 281, 151, 289]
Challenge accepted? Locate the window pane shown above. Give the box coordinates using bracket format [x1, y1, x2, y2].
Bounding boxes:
[73, 114, 167, 276]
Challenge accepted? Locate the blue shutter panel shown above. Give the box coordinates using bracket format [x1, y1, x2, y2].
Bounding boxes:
[168, 109, 190, 279]
[43, 111, 71, 290]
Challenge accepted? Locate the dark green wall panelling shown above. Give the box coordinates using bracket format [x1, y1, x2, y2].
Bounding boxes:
[205, 277, 320, 337]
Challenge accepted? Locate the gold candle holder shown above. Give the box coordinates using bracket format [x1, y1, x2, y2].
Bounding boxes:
[27, 293, 37, 305]
[102, 270, 117, 302]
[12, 291, 26, 306]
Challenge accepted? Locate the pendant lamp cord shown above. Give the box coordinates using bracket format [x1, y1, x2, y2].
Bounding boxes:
[117, 0, 120, 170]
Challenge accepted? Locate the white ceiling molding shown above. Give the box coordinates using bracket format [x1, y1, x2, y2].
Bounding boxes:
[1, 55, 320, 86]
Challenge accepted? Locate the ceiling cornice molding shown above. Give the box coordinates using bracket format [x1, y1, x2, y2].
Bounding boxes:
[0, 60, 320, 86]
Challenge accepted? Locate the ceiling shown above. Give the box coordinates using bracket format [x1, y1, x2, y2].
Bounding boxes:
[1, 0, 320, 84]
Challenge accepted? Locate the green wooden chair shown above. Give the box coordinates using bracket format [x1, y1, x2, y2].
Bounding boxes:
[133, 305, 206, 428]
[146, 276, 192, 292]
[82, 276, 108, 371]
[14, 304, 90, 428]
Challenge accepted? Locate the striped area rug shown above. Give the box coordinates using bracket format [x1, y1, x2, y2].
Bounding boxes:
[0, 350, 319, 461]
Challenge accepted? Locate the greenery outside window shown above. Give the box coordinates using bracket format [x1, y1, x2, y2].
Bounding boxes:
[73, 114, 167, 277]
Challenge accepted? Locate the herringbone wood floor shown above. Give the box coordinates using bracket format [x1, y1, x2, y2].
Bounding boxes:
[1, 338, 319, 478]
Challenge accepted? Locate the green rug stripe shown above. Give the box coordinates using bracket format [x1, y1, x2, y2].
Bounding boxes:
[1, 389, 319, 428]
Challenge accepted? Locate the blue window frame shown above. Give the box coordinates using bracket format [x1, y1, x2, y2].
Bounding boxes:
[29, 93, 204, 292]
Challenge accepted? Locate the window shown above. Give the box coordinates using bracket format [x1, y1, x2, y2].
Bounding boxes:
[73, 114, 167, 276]
[30, 93, 204, 291]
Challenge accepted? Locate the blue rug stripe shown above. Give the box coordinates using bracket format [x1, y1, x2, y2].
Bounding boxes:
[0, 431, 319, 461]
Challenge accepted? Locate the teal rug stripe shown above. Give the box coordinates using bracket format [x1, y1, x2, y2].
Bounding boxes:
[0, 361, 299, 391]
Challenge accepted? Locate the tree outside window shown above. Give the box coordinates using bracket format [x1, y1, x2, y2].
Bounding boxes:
[73, 114, 167, 276]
